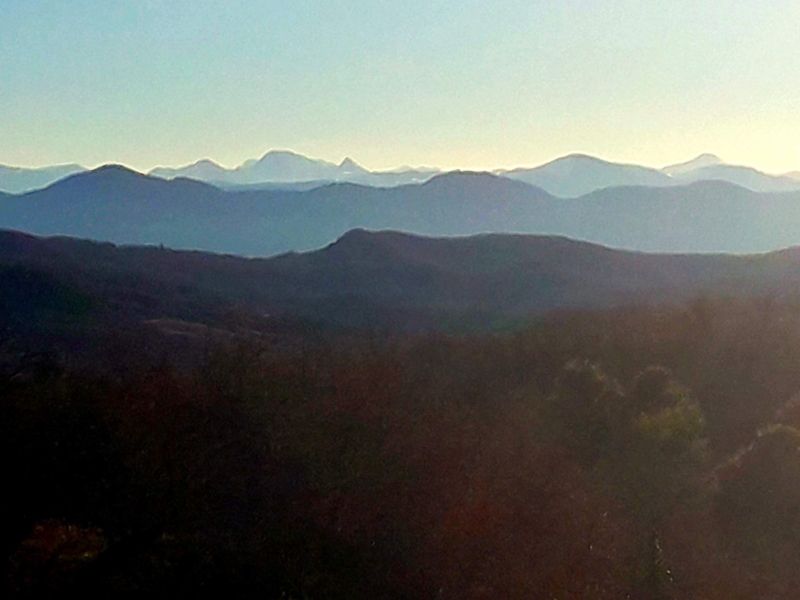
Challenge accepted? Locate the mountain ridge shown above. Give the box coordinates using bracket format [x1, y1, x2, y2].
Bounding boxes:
[5, 165, 800, 256]
[671, 163, 800, 192]
[149, 149, 442, 188]
[498, 154, 674, 197]
[4, 151, 799, 195]
[4, 227, 800, 331]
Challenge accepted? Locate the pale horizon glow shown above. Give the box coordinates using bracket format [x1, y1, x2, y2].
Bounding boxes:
[3, 1, 799, 174]
[6, 149, 796, 179]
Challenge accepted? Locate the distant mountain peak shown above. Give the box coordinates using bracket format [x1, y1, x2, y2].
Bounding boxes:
[430, 170, 502, 179]
[558, 153, 606, 163]
[108, 150, 445, 188]
[85, 164, 143, 178]
[530, 153, 648, 173]
[424, 170, 505, 185]
[255, 149, 330, 166]
[148, 158, 228, 182]
[332, 227, 376, 244]
[500, 154, 674, 197]
[541, 154, 635, 168]
[193, 158, 223, 167]
[65, 164, 217, 189]
[338, 157, 367, 173]
[695, 152, 723, 162]
[259, 149, 306, 160]
[421, 171, 548, 196]
[663, 153, 723, 176]
[44, 164, 153, 192]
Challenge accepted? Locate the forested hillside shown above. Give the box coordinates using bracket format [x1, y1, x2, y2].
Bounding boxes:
[5, 297, 800, 597]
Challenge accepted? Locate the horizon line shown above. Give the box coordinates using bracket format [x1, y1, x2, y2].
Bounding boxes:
[7, 149, 798, 178]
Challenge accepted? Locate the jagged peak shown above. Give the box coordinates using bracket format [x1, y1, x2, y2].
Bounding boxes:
[338, 156, 366, 171]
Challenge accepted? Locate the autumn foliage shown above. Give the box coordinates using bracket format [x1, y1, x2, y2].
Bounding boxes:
[4, 299, 800, 597]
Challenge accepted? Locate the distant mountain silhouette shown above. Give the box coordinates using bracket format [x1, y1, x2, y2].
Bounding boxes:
[0, 166, 232, 251]
[0, 163, 86, 193]
[662, 153, 723, 176]
[148, 150, 440, 188]
[0, 167, 553, 255]
[498, 154, 674, 197]
[337, 156, 369, 175]
[6, 151, 799, 196]
[498, 153, 800, 196]
[6, 165, 800, 255]
[237, 150, 342, 183]
[149, 158, 229, 182]
[4, 228, 800, 331]
[671, 163, 800, 193]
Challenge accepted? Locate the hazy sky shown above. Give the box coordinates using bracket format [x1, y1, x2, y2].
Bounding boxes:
[2, 0, 799, 173]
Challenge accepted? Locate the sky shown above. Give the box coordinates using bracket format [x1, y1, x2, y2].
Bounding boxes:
[2, 0, 799, 173]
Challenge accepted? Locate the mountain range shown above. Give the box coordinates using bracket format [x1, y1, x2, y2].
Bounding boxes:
[4, 165, 800, 256]
[148, 150, 440, 189]
[498, 153, 800, 196]
[3, 151, 799, 196]
[4, 227, 800, 332]
[498, 154, 674, 196]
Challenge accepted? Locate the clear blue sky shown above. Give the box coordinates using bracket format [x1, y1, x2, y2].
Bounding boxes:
[2, 0, 799, 172]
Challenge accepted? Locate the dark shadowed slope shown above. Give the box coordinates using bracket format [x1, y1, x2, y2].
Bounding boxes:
[4, 228, 800, 331]
[5, 166, 800, 255]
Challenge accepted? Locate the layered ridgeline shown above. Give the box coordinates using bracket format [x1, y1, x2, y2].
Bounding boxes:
[149, 151, 800, 195]
[3, 165, 800, 255]
[149, 150, 439, 188]
[0, 151, 439, 194]
[498, 153, 800, 196]
[4, 151, 800, 195]
[3, 228, 800, 332]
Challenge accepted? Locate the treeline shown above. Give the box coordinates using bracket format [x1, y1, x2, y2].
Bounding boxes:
[4, 298, 800, 597]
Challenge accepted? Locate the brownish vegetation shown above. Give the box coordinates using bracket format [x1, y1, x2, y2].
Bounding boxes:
[4, 298, 800, 597]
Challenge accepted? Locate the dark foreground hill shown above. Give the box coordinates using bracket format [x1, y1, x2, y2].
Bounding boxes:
[4, 228, 800, 337]
[5, 166, 800, 255]
[9, 231, 800, 598]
